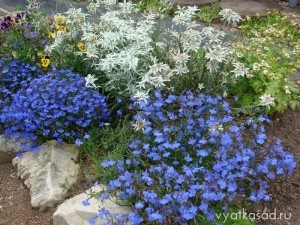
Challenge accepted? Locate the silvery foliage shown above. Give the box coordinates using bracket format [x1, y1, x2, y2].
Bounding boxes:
[46, 0, 236, 97]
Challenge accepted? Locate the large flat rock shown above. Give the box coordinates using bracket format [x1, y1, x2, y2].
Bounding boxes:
[53, 185, 132, 225]
[0, 7, 10, 16]
[0, 135, 22, 164]
[220, 0, 282, 17]
[12, 140, 80, 211]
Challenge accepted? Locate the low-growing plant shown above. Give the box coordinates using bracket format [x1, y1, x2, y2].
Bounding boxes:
[227, 37, 300, 114]
[0, 58, 42, 109]
[86, 90, 296, 225]
[197, 1, 221, 25]
[44, 12, 91, 73]
[218, 8, 242, 27]
[0, 10, 51, 67]
[0, 69, 110, 151]
[80, 121, 135, 183]
[45, 2, 235, 104]
[137, 0, 175, 15]
[239, 11, 300, 46]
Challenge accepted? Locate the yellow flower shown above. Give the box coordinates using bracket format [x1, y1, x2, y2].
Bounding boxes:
[37, 52, 45, 58]
[77, 42, 87, 52]
[49, 31, 56, 38]
[41, 56, 50, 68]
[59, 26, 67, 32]
[54, 14, 65, 25]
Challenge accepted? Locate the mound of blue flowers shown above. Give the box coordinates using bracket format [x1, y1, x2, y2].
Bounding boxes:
[94, 90, 296, 225]
[0, 58, 42, 109]
[0, 68, 110, 151]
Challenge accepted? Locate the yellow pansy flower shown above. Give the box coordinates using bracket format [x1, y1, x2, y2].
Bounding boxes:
[41, 56, 50, 68]
[54, 14, 65, 25]
[77, 42, 87, 52]
[49, 31, 56, 38]
[59, 26, 67, 32]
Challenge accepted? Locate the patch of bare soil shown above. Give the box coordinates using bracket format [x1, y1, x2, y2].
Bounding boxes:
[254, 109, 300, 225]
[0, 161, 95, 225]
[0, 163, 55, 225]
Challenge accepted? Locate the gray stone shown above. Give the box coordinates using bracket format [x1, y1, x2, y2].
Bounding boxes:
[0, 135, 22, 164]
[53, 185, 132, 225]
[169, 0, 216, 7]
[12, 140, 80, 211]
[0, 0, 88, 14]
[220, 0, 282, 17]
[0, 7, 10, 16]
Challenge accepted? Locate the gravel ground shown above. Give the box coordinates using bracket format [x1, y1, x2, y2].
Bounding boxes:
[0, 164, 55, 225]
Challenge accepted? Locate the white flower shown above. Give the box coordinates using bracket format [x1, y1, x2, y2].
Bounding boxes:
[26, 0, 40, 11]
[205, 45, 228, 62]
[181, 28, 202, 51]
[102, 0, 118, 6]
[152, 75, 166, 88]
[132, 119, 146, 131]
[87, 2, 100, 14]
[85, 44, 99, 58]
[172, 51, 190, 65]
[231, 62, 249, 78]
[97, 54, 116, 72]
[206, 60, 220, 73]
[173, 64, 189, 75]
[85, 74, 98, 89]
[148, 63, 170, 76]
[198, 83, 204, 90]
[173, 6, 198, 25]
[201, 27, 215, 37]
[133, 90, 149, 103]
[209, 123, 224, 132]
[219, 9, 242, 27]
[259, 94, 275, 107]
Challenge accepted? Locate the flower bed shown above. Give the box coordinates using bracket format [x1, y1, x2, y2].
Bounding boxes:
[0, 0, 299, 224]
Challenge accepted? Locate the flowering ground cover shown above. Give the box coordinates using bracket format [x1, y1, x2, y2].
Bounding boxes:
[0, 0, 300, 224]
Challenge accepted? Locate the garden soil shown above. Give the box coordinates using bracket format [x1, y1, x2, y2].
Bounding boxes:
[0, 109, 300, 225]
[0, 1, 300, 225]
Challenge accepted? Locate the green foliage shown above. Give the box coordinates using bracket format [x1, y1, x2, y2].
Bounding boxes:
[193, 207, 255, 225]
[0, 12, 49, 67]
[80, 121, 134, 184]
[228, 38, 300, 114]
[197, 1, 221, 25]
[227, 12, 300, 114]
[239, 11, 300, 46]
[137, 0, 175, 15]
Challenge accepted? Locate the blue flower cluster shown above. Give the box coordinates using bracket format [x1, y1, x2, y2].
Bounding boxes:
[0, 58, 42, 109]
[0, 69, 110, 150]
[92, 90, 296, 225]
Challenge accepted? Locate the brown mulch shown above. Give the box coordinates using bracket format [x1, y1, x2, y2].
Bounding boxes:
[0, 161, 94, 225]
[0, 163, 55, 225]
[254, 109, 300, 225]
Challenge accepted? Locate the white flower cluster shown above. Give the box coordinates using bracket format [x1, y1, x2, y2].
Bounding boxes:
[260, 94, 275, 108]
[201, 27, 233, 73]
[219, 8, 242, 27]
[46, 1, 236, 99]
[231, 61, 249, 78]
